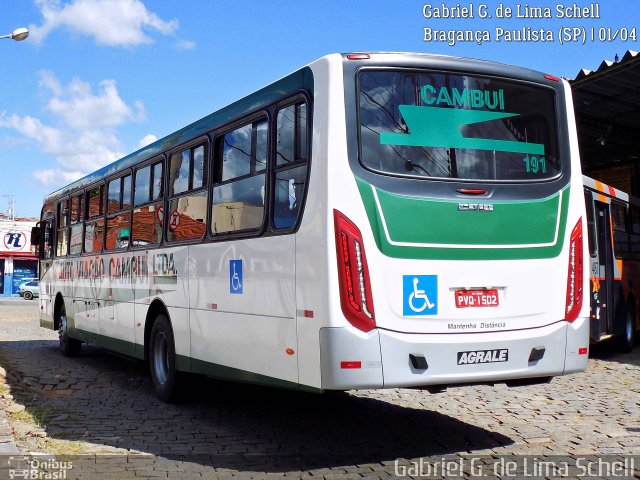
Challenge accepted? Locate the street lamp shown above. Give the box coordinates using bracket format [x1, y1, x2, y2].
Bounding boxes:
[0, 27, 29, 42]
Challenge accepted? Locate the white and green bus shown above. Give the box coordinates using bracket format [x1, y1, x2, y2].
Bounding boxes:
[32, 53, 589, 401]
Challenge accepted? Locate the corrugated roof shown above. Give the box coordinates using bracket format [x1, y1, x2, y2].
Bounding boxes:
[569, 50, 640, 171]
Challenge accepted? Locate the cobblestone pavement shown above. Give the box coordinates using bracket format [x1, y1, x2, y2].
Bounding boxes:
[0, 297, 638, 479]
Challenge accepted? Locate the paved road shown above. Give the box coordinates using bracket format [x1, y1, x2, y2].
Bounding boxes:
[0, 297, 638, 479]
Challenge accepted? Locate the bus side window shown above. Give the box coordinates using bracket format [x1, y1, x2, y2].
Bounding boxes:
[167, 145, 207, 242]
[612, 201, 630, 259]
[43, 222, 54, 260]
[105, 175, 132, 251]
[86, 185, 103, 218]
[84, 185, 105, 254]
[122, 175, 132, 210]
[584, 191, 596, 256]
[107, 178, 121, 214]
[630, 205, 640, 258]
[41, 201, 56, 260]
[273, 101, 309, 230]
[152, 162, 164, 201]
[69, 194, 83, 255]
[132, 161, 163, 247]
[211, 121, 267, 235]
[56, 198, 69, 257]
[134, 165, 151, 206]
[107, 212, 131, 250]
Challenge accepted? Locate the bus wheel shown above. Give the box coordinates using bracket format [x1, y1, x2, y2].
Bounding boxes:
[58, 307, 81, 356]
[149, 314, 180, 402]
[618, 309, 635, 353]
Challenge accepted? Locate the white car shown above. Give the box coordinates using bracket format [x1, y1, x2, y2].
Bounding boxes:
[18, 281, 39, 300]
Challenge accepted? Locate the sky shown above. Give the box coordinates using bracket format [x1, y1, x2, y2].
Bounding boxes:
[1, 0, 638, 218]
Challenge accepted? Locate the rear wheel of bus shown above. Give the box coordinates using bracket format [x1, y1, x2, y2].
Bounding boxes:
[149, 314, 181, 402]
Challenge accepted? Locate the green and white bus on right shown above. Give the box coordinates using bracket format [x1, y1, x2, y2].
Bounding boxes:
[34, 53, 590, 401]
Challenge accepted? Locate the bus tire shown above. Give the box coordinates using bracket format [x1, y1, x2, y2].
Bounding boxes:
[617, 309, 635, 353]
[58, 306, 81, 357]
[149, 314, 180, 402]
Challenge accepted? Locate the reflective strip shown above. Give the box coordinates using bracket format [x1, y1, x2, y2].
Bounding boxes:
[594, 180, 607, 203]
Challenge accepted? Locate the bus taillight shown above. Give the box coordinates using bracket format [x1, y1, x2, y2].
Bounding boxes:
[346, 53, 370, 60]
[334, 209, 376, 332]
[565, 218, 584, 322]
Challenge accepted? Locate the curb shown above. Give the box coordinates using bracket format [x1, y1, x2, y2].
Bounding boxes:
[0, 367, 19, 454]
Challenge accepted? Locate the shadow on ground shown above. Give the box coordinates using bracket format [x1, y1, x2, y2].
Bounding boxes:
[589, 339, 640, 367]
[0, 339, 513, 472]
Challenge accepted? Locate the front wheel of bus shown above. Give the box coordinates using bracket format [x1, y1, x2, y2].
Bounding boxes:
[149, 315, 180, 402]
[58, 308, 81, 357]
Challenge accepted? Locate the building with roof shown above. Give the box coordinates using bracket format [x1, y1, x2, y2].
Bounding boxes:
[569, 50, 640, 193]
[0, 218, 38, 296]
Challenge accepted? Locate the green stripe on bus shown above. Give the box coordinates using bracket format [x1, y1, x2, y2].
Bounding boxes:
[41, 319, 54, 330]
[356, 177, 570, 260]
[190, 358, 321, 393]
[380, 106, 545, 155]
[72, 328, 138, 358]
[67, 329, 320, 393]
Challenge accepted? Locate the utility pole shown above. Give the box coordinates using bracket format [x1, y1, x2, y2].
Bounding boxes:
[0, 194, 15, 220]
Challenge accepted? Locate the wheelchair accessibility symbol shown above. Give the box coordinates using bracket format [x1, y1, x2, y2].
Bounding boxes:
[230, 259, 243, 294]
[403, 275, 437, 316]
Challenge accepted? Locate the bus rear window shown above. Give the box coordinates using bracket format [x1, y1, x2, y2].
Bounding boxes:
[358, 70, 560, 181]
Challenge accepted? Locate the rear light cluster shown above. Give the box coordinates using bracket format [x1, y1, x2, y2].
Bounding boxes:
[334, 210, 376, 332]
[565, 218, 584, 322]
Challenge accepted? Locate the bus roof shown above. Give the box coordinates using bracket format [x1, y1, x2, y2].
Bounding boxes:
[583, 174, 640, 207]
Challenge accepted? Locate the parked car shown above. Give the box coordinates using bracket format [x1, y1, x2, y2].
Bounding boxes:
[18, 280, 39, 300]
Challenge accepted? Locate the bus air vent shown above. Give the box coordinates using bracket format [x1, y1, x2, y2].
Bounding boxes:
[409, 354, 428, 370]
[528, 347, 546, 363]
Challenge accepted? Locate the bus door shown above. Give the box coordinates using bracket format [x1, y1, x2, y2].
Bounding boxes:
[594, 201, 615, 339]
[37, 218, 54, 321]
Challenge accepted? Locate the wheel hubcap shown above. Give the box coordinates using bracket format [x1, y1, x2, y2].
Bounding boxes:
[153, 332, 169, 385]
[58, 314, 67, 345]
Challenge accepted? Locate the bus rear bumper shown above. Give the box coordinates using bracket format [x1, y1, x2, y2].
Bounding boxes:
[319, 318, 589, 390]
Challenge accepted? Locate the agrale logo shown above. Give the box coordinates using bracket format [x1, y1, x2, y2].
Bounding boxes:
[457, 349, 508, 365]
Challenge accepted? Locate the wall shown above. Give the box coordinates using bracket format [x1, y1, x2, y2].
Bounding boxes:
[0, 219, 37, 295]
[585, 163, 636, 195]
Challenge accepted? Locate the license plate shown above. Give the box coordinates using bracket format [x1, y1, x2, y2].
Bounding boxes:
[455, 289, 499, 308]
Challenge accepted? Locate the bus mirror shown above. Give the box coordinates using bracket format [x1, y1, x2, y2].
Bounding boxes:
[30, 226, 41, 246]
[32, 223, 53, 259]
